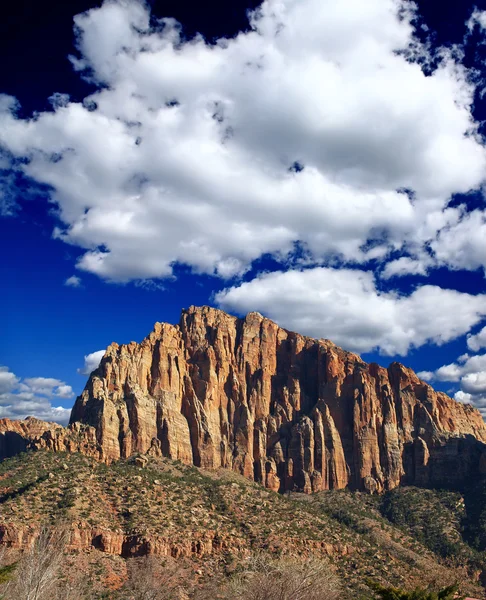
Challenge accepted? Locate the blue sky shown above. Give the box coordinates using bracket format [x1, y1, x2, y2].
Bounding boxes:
[1, 0, 486, 424]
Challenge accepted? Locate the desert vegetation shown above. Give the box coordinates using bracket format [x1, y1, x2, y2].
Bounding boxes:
[0, 451, 484, 599]
[0, 528, 83, 599]
[0, 540, 466, 600]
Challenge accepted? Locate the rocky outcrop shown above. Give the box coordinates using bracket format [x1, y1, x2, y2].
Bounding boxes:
[2, 307, 486, 493]
[0, 418, 100, 461]
[31, 421, 100, 458]
[0, 417, 62, 459]
[0, 522, 349, 559]
[67, 306, 486, 493]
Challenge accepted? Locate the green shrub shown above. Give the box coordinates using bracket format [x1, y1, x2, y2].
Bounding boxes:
[0, 562, 17, 585]
[367, 580, 460, 600]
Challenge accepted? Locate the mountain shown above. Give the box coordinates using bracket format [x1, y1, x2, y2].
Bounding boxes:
[2, 306, 485, 494]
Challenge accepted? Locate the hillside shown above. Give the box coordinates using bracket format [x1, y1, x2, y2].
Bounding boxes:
[0, 450, 485, 598]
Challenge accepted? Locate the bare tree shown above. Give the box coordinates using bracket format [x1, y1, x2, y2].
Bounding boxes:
[212, 554, 342, 600]
[8, 527, 67, 600]
[121, 555, 188, 600]
[0, 546, 18, 599]
[52, 571, 90, 600]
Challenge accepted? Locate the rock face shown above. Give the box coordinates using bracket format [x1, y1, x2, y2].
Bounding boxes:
[0, 417, 62, 459]
[0, 522, 346, 559]
[67, 306, 486, 493]
[2, 306, 486, 493]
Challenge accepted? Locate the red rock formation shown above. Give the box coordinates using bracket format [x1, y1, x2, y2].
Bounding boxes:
[68, 306, 486, 492]
[2, 307, 486, 493]
[0, 417, 62, 459]
[0, 522, 348, 559]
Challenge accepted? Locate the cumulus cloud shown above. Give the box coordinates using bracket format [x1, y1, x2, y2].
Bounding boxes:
[0, 367, 19, 394]
[0, 0, 485, 282]
[77, 349, 105, 375]
[431, 209, 486, 275]
[467, 9, 486, 32]
[0, 366, 73, 424]
[381, 256, 430, 279]
[425, 353, 486, 382]
[421, 353, 486, 416]
[462, 371, 486, 394]
[455, 390, 486, 417]
[64, 275, 82, 287]
[416, 370, 434, 381]
[215, 267, 486, 355]
[468, 325, 486, 352]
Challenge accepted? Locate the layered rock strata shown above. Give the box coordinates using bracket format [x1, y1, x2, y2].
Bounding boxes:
[70, 306, 486, 492]
[0, 523, 347, 559]
[3, 306, 486, 493]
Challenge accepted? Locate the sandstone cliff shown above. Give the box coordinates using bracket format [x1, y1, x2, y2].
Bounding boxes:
[68, 306, 486, 492]
[2, 306, 486, 493]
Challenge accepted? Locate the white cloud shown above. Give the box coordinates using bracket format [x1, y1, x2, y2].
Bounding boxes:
[0, 0, 484, 282]
[379, 206, 485, 279]
[434, 363, 464, 382]
[431, 209, 486, 274]
[0, 366, 19, 394]
[423, 353, 486, 417]
[462, 371, 486, 395]
[426, 354, 486, 383]
[215, 267, 486, 355]
[77, 350, 105, 375]
[467, 9, 486, 32]
[454, 389, 486, 416]
[381, 256, 430, 279]
[467, 325, 486, 352]
[64, 275, 82, 287]
[417, 370, 434, 381]
[23, 377, 74, 398]
[0, 367, 73, 425]
[455, 390, 472, 403]
[455, 390, 486, 415]
[56, 384, 76, 398]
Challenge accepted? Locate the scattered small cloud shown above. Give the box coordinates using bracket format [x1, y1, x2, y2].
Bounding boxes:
[417, 370, 434, 381]
[467, 325, 486, 352]
[420, 353, 486, 417]
[467, 8, 486, 33]
[381, 256, 430, 280]
[134, 279, 166, 292]
[77, 349, 105, 375]
[422, 354, 486, 383]
[0, 366, 73, 425]
[431, 209, 486, 275]
[64, 275, 82, 288]
[0, 367, 19, 394]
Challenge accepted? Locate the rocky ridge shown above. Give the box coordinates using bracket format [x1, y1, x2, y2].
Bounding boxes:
[2, 306, 486, 494]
